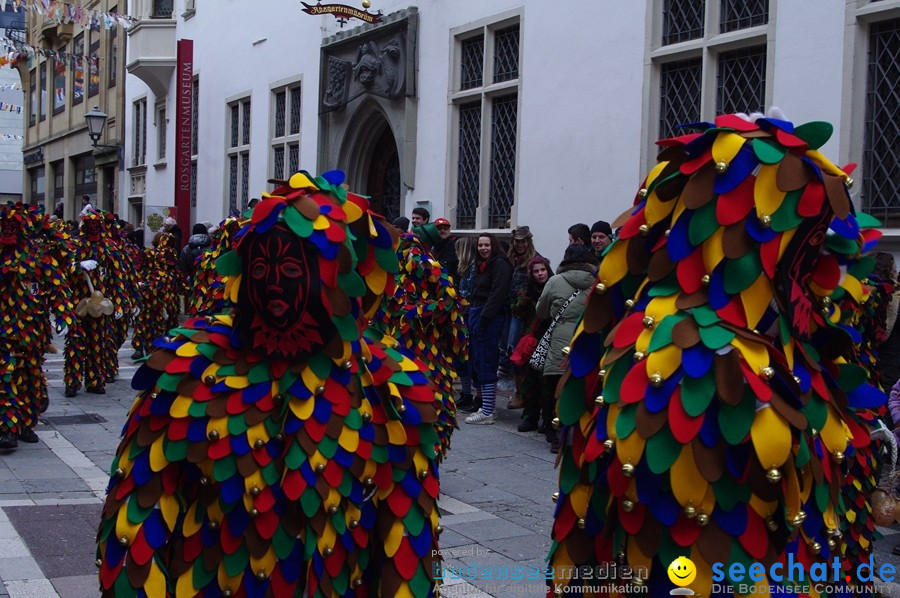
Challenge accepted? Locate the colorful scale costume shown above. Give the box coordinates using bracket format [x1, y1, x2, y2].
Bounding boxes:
[373, 231, 467, 461]
[64, 210, 135, 394]
[98, 171, 445, 597]
[189, 216, 242, 317]
[131, 232, 181, 357]
[0, 203, 75, 444]
[548, 114, 887, 597]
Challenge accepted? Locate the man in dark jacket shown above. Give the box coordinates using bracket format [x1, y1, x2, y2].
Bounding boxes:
[179, 223, 211, 275]
[432, 218, 459, 279]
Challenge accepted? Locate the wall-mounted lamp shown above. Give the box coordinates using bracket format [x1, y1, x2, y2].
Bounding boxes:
[85, 106, 120, 150]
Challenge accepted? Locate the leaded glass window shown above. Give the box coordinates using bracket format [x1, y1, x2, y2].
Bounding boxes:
[488, 94, 517, 228]
[271, 83, 300, 180]
[455, 102, 481, 230]
[863, 18, 900, 225]
[274, 91, 286, 138]
[720, 0, 768, 33]
[230, 105, 239, 148]
[494, 25, 519, 83]
[659, 57, 702, 139]
[273, 147, 285, 180]
[228, 156, 238, 214]
[460, 36, 484, 90]
[716, 46, 766, 115]
[663, 0, 704, 45]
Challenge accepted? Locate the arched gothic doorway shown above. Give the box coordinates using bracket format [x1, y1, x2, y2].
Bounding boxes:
[364, 127, 400, 222]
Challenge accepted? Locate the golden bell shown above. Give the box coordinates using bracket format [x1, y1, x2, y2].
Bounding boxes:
[204, 375, 216, 385]
[208, 520, 219, 529]
[435, 525, 443, 534]
[114, 467, 124, 476]
[275, 433, 284, 442]
[684, 505, 696, 519]
[353, 578, 364, 588]
[551, 417, 561, 430]
[624, 299, 635, 309]
[603, 439, 615, 450]
[622, 499, 635, 512]
[95, 558, 102, 568]
[349, 519, 360, 529]
[561, 346, 571, 356]
[811, 427, 819, 437]
[364, 477, 374, 486]
[200, 476, 210, 485]
[208, 430, 219, 441]
[637, 188, 648, 198]
[250, 486, 260, 496]
[696, 513, 709, 526]
[810, 541, 821, 555]
[223, 590, 233, 597]
[622, 463, 635, 477]
[766, 518, 778, 532]
[642, 316, 655, 330]
[554, 587, 564, 597]
[328, 505, 339, 515]
[418, 470, 428, 480]
[551, 492, 559, 503]
[577, 518, 586, 529]
[398, 403, 407, 413]
[700, 274, 710, 286]
[715, 161, 728, 173]
[315, 385, 325, 396]
[256, 570, 267, 580]
[766, 468, 782, 483]
[833, 450, 845, 464]
[595, 282, 607, 294]
[250, 508, 259, 518]
[792, 375, 801, 384]
[342, 360, 353, 370]
[598, 369, 607, 379]
[594, 395, 605, 406]
[633, 577, 645, 587]
[119, 536, 129, 546]
[362, 412, 372, 423]
[665, 229, 671, 238]
[761, 366, 775, 380]
[324, 547, 333, 557]
[315, 463, 325, 473]
[254, 439, 264, 449]
[649, 373, 664, 388]
[638, 224, 649, 236]
[845, 177, 853, 188]
[632, 351, 645, 362]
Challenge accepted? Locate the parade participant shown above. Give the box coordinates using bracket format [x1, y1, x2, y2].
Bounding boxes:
[374, 229, 468, 460]
[63, 210, 131, 397]
[548, 112, 887, 596]
[104, 214, 138, 382]
[130, 232, 180, 360]
[98, 170, 444, 596]
[188, 215, 242, 317]
[0, 203, 75, 449]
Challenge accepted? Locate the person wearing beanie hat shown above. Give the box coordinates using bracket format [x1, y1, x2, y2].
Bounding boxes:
[589, 220, 613, 261]
[392, 215, 410, 232]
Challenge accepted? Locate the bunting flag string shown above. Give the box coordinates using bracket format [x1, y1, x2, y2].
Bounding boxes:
[0, 37, 99, 68]
[10, 0, 136, 30]
[0, 83, 22, 91]
[0, 102, 24, 113]
[0, 134, 23, 140]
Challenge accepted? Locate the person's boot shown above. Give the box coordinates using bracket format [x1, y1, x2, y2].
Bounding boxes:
[64, 386, 77, 398]
[86, 386, 106, 395]
[0, 431, 17, 449]
[456, 392, 476, 413]
[517, 418, 538, 432]
[18, 428, 39, 444]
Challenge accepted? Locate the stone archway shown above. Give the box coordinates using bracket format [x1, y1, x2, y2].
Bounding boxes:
[338, 100, 400, 222]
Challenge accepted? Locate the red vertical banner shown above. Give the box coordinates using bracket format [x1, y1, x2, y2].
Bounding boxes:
[175, 39, 193, 241]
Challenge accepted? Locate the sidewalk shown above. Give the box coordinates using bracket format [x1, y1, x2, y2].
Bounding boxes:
[1, 344, 899, 597]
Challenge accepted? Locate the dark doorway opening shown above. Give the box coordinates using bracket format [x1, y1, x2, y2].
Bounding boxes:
[365, 127, 400, 222]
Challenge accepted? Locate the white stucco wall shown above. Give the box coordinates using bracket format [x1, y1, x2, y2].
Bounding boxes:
[0, 29, 23, 198]
[123, 0, 878, 266]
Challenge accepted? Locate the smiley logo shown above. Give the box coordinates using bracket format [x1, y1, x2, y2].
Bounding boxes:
[668, 556, 697, 587]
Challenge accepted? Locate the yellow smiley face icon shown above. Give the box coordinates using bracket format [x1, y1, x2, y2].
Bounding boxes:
[668, 556, 697, 587]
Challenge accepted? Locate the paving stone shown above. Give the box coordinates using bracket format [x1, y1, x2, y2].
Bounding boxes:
[450, 517, 533, 543]
[21, 479, 90, 494]
[51, 575, 100, 598]
[3, 578, 58, 598]
[0, 557, 43, 581]
[481, 534, 552, 561]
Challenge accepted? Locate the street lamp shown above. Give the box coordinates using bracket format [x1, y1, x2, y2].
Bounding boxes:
[85, 105, 119, 150]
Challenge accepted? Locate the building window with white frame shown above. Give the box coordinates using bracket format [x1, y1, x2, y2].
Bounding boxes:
[270, 82, 301, 180]
[451, 18, 521, 230]
[226, 96, 251, 215]
[155, 100, 166, 162]
[655, 0, 769, 141]
[133, 98, 147, 167]
[862, 14, 900, 226]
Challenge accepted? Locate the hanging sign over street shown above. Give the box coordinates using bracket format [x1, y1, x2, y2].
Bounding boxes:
[301, 2, 382, 27]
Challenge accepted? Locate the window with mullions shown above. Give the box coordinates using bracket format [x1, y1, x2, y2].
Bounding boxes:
[862, 18, 900, 226]
[73, 33, 84, 105]
[717, 46, 766, 115]
[109, 6, 118, 87]
[720, 0, 768, 34]
[28, 69, 35, 126]
[270, 83, 301, 180]
[39, 62, 46, 121]
[451, 16, 521, 230]
[226, 97, 251, 215]
[659, 57, 702, 139]
[88, 32, 99, 97]
[52, 56, 65, 114]
[663, 0, 704, 45]
[133, 98, 147, 167]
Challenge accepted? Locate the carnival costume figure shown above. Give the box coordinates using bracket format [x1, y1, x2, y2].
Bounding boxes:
[0, 202, 75, 449]
[188, 216, 242, 317]
[547, 112, 887, 597]
[106, 215, 139, 382]
[64, 210, 134, 397]
[98, 171, 444, 597]
[131, 232, 181, 360]
[373, 231, 467, 461]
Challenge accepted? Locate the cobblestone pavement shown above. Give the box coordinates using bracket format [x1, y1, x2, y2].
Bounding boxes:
[0, 343, 899, 597]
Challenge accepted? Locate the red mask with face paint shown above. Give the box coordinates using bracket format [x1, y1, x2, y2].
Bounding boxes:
[236, 224, 337, 361]
[0, 214, 20, 247]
